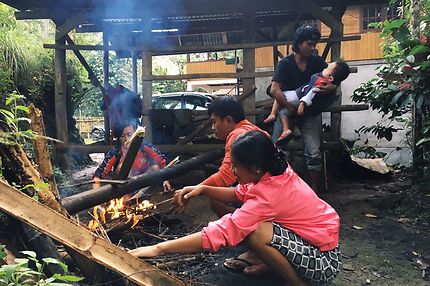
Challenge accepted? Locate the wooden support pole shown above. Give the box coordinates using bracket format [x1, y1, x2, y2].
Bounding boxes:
[141, 53, 152, 141]
[242, 9, 256, 123]
[65, 35, 106, 95]
[329, 3, 347, 143]
[61, 149, 224, 214]
[141, 17, 153, 142]
[54, 25, 69, 168]
[103, 33, 110, 144]
[132, 51, 138, 93]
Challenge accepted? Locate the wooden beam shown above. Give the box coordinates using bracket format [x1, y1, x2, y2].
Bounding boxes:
[147, 71, 274, 81]
[242, 9, 256, 123]
[55, 13, 88, 40]
[0, 180, 184, 286]
[64, 35, 105, 94]
[295, 0, 343, 34]
[42, 36, 361, 55]
[322, 41, 331, 61]
[15, 9, 50, 20]
[56, 141, 343, 155]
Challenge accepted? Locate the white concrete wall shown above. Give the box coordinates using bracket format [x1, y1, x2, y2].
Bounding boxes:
[339, 60, 411, 166]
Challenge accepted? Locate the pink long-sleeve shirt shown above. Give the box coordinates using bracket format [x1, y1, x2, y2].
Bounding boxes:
[201, 167, 340, 252]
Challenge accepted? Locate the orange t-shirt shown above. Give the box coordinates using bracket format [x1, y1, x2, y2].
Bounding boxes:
[201, 119, 269, 187]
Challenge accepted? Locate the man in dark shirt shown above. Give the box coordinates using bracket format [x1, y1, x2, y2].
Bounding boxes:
[269, 25, 337, 192]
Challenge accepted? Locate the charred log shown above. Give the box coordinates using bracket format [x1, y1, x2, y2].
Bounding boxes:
[62, 149, 224, 214]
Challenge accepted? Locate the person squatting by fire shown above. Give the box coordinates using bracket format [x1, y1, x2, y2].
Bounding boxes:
[129, 130, 341, 286]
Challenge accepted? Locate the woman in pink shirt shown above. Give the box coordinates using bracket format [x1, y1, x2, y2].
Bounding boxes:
[129, 131, 341, 285]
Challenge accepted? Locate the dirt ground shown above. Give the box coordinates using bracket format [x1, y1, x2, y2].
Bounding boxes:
[63, 159, 430, 286]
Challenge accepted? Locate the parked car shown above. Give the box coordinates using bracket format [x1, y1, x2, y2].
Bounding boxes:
[152, 92, 215, 110]
[90, 125, 105, 141]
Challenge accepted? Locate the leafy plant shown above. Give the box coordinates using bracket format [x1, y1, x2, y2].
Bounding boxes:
[0, 246, 83, 285]
[351, 0, 430, 170]
[0, 92, 33, 145]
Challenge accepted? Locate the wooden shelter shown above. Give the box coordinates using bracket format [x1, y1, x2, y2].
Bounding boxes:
[1, 0, 385, 163]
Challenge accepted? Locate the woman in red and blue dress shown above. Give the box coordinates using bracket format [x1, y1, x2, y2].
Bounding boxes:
[94, 124, 171, 191]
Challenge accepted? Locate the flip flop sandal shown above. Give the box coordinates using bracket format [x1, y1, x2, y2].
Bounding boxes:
[223, 256, 254, 272]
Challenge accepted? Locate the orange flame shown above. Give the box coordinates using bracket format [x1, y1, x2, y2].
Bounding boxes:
[88, 197, 155, 232]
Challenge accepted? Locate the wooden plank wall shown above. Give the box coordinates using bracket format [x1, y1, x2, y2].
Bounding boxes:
[183, 6, 383, 74]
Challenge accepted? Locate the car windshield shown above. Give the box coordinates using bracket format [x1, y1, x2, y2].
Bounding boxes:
[153, 97, 182, 109]
[153, 93, 213, 110]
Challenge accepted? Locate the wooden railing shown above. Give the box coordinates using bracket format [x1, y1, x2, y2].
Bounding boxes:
[75, 117, 104, 139]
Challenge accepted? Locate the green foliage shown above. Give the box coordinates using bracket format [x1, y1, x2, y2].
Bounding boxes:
[0, 246, 83, 285]
[152, 65, 186, 94]
[0, 92, 33, 145]
[352, 0, 430, 165]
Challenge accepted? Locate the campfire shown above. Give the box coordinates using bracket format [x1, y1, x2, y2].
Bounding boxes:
[88, 197, 156, 235]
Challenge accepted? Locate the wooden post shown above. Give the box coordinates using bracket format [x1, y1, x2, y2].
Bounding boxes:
[103, 33, 110, 144]
[132, 51, 138, 93]
[410, 0, 422, 173]
[242, 9, 256, 122]
[141, 51, 152, 141]
[54, 24, 69, 168]
[141, 18, 153, 142]
[326, 2, 346, 184]
[329, 3, 346, 143]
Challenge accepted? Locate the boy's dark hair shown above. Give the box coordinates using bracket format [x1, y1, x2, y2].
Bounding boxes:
[292, 25, 321, 53]
[208, 96, 245, 123]
[332, 60, 350, 85]
[231, 130, 287, 176]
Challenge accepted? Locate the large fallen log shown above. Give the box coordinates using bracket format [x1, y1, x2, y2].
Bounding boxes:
[0, 180, 184, 286]
[62, 149, 224, 214]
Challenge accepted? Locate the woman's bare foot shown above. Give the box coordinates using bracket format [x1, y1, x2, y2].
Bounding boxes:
[263, 114, 276, 124]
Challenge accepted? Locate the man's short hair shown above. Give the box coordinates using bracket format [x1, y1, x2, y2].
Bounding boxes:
[292, 25, 321, 53]
[332, 60, 350, 85]
[208, 96, 245, 123]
